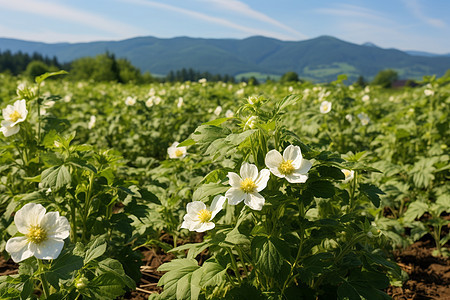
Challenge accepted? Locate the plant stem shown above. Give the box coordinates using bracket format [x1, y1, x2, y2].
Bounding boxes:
[226, 247, 242, 285]
[38, 259, 50, 298]
[235, 245, 249, 278]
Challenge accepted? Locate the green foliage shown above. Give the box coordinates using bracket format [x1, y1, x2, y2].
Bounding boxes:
[372, 69, 399, 88]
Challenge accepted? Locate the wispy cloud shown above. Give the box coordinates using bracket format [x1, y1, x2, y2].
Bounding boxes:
[401, 0, 446, 28]
[0, 0, 145, 39]
[117, 0, 300, 40]
[207, 0, 307, 39]
[316, 4, 392, 23]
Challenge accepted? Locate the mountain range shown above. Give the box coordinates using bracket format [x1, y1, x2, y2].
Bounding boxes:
[1, 35, 450, 82]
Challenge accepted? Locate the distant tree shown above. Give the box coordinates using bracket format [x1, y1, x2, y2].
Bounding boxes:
[372, 69, 398, 88]
[280, 71, 300, 83]
[355, 75, 367, 87]
[69, 52, 144, 83]
[25, 60, 50, 79]
[248, 76, 259, 86]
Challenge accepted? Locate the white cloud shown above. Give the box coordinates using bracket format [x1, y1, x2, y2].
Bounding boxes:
[0, 0, 145, 39]
[401, 0, 446, 28]
[316, 4, 392, 24]
[207, 0, 307, 39]
[117, 0, 300, 40]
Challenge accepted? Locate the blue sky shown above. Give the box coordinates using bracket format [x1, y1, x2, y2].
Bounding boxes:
[0, 0, 449, 53]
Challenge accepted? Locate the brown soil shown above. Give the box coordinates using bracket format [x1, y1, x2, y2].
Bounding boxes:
[386, 239, 450, 300]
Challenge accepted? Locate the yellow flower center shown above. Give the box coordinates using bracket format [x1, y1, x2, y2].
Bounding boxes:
[342, 170, 352, 177]
[27, 225, 47, 244]
[9, 110, 21, 122]
[197, 209, 212, 223]
[279, 160, 295, 175]
[240, 177, 257, 193]
[175, 149, 184, 157]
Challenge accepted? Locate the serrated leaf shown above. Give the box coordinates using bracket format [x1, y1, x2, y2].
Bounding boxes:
[97, 258, 135, 289]
[84, 238, 107, 264]
[359, 183, 385, 208]
[177, 138, 196, 147]
[252, 235, 285, 276]
[40, 165, 71, 190]
[403, 201, 429, 223]
[308, 180, 335, 198]
[44, 250, 84, 290]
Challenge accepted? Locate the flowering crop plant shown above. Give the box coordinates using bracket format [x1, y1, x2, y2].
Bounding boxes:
[0, 70, 448, 299]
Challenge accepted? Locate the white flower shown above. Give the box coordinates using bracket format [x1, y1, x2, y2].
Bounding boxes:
[148, 88, 156, 96]
[213, 106, 222, 116]
[236, 88, 244, 97]
[362, 95, 370, 102]
[288, 86, 294, 92]
[345, 114, 353, 122]
[180, 195, 226, 232]
[5, 203, 70, 263]
[244, 116, 258, 129]
[357, 112, 370, 126]
[341, 169, 354, 183]
[88, 115, 96, 129]
[225, 163, 270, 211]
[154, 96, 162, 105]
[265, 145, 312, 183]
[320, 101, 332, 114]
[146, 97, 154, 107]
[198, 78, 207, 84]
[64, 94, 72, 103]
[225, 109, 234, 118]
[167, 142, 187, 159]
[1, 99, 28, 137]
[424, 89, 434, 96]
[349, 85, 355, 91]
[125, 96, 136, 106]
[177, 97, 184, 108]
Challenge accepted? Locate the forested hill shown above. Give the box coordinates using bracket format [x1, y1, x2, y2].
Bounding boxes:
[1, 35, 449, 82]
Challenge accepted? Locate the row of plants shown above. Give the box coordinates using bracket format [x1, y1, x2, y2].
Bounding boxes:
[0, 72, 448, 299]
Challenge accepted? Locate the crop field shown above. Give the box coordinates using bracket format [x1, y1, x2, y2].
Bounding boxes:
[0, 72, 448, 299]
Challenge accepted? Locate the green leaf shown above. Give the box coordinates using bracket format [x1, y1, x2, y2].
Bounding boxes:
[97, 258, 136, 289]
[44, 250, 84, 290]
[84, 238, 107, 264]
[359, 183, 385, 208]
[35, 70, 68, 84]
[40, 165, 71, 190]
[199, 261, 227, 288]
[157, 259, 200, 300]
[202, 117, 230, 126]
[308, 180, 335, 198]
[67, 157, 97, 173]
[192, 182, 229, 202]
[177, 138, 196, 147]
[403, 202, 429, 223]
[83, 273, 126, 300]
[316, 166, 345, 180]
[252, 236, 286, 276]
[275, 94, 301, 114]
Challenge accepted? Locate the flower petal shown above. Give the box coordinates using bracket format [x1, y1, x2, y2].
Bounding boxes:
[240, 163, 258, 181]
[1, 124, 20, 137]
[210, 195, 226, 219]
[5, 236, 34, 263]
[195, 222, 215, 232]
[15, 203, 46, 234]
[41, 212, 70, 240]
[265, 150, 283, 169]
[227, 172, 242, 187]
[34, 238, 65, 260]
[296, 159, 312, 175]
[186, 201, 206, 214]
[283, 145, 301, 161]
[244, 192, 265, 211]
[225, 187, 245, 205]
[285, 173, 308, 183]
[255, 169, 270, 192]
